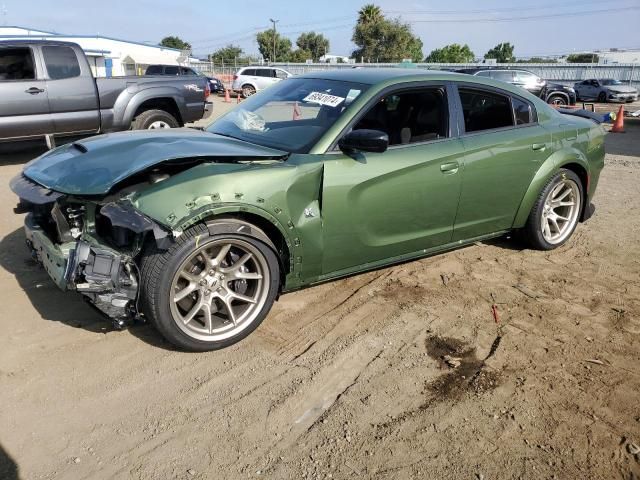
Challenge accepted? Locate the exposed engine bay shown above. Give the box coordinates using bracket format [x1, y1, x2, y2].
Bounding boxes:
[11, 171, 175, 328]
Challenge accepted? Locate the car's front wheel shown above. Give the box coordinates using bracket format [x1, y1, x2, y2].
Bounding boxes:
[547, 95, 567, 106]
[597, 91, 607, 103]
[140, 223, 280, 351]
[522, 169, 583, 250]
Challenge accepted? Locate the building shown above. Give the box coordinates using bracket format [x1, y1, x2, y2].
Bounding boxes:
[0, 25, 198, 77]
[596, 48, 640, 65]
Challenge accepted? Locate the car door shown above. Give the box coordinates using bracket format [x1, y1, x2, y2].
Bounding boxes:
[321, 84, 464, 275]
[0, 45, 54, 139]
[256, 69, 277, 90]
[451, 84, 551, 241]
[41, 44, 100, 135]
[582, 80, 599, 99]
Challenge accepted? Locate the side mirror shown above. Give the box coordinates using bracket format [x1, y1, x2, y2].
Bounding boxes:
[339, 129, 389, 154]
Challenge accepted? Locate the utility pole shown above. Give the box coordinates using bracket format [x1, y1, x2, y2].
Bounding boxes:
[269, 18, 279, 64]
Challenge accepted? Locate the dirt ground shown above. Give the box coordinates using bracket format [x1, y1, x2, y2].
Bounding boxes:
[1, 104, 639, 480]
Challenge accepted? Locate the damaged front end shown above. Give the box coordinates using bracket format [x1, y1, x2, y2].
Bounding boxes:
[11, 174, 169, 327]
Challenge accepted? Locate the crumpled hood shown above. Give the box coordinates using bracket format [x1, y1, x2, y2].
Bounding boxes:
[23, 129, 288, 195]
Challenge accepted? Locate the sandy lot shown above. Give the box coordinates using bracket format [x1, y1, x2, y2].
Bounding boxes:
[1, 103, 639, 480]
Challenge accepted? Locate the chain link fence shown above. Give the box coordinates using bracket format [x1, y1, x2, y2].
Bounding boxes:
[185, 60, 640, 89]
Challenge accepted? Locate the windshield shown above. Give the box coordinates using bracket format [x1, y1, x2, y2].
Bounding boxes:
[207, 78, 369, 153]
[602, 79, 623, 85]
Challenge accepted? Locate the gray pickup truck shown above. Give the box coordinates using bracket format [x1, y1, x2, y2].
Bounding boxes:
[0, 40, 212, 144]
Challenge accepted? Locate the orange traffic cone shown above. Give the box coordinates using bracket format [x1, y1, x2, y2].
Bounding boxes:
[224, 89, 231, 103]
[611, 105, 625, 133]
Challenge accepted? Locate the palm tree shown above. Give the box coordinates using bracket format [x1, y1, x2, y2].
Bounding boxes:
[358, 4, 382, 24]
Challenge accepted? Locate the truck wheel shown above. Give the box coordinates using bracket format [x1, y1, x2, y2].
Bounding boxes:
[132, 109, 180, 130]
[139, 223, 280, 351]
[597, 92, 607, 103]
[522, 169, 583, 251]
[242, 84, 256, 98]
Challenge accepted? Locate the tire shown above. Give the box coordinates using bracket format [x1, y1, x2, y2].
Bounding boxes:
[132, 109, 180, 130]
[522, 169, 584, 251]
[547, 95, 567, 106]
[597, 92, 607, 103]
[242, 84, 256, 98]
[140, 222, 280, 351]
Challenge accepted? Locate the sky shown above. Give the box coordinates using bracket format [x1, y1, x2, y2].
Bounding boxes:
[2, 0, 639, 59]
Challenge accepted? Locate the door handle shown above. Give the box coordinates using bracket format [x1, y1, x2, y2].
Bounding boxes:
[531, 143, 547, 151]
[25, 87, 45, 95]
[440, 161, 459, 174]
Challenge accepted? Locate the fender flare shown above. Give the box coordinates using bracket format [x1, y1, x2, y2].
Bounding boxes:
[204, 218, 276, 252]
[240, 82, 258, 92]
[545, 91, 570, 104]
[114, 87, 186, 128]
[512, 149, 590, 228]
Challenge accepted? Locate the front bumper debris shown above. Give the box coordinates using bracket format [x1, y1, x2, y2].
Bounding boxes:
[24, 213, 140, 327]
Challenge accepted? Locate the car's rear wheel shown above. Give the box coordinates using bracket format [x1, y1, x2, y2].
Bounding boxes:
[140, 223, 280, 351]
[522, 169, 583, 250]
[132, 109, 180, 130]
[597, 92, 607, 103]
[242, 84, 256, 98]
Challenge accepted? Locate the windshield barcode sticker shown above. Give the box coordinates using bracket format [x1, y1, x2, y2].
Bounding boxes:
[303, 92, 345, 108]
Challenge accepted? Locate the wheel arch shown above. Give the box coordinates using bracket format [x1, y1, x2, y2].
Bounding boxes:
[545, 92, 569, 104]
[513, 153, 590, 228]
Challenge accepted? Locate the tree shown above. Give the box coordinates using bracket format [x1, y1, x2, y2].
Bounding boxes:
[352, 5, 423, 62]
[358, 4, 383, 24]
[256, 29, 292, 62]
[296, 32, 330, 61]
[484, 42, 515, 63]
[287, 49, 312, 63]
[160, 36, 191, 50]
[566, 53, 598, 63]
[425, 44, 474, 63]
[209, 45, 244, 63]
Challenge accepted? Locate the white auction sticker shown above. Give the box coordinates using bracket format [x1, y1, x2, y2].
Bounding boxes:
[303, 91, 345, 108]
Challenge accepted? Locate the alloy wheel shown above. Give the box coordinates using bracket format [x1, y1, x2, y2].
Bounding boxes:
[540, 178, 581, 245]
[148, 120, 171, 129]
[169, 238, 270, 342]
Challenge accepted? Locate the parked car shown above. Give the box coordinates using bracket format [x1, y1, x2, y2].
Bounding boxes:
[0, 40, 212, 144]
[11, 69, 604, 351]
[232, 66, 291, 97]
[145, 64, 224, 94]
[456, 68, 576, 106]
[573, 79, 638, 103]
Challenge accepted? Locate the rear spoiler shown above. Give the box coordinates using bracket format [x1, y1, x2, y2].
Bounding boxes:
[557, 108, 603, 124]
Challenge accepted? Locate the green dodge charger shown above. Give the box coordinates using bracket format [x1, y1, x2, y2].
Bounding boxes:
[11, 68, 605, 351]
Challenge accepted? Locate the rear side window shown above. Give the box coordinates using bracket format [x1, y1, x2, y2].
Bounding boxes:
[42, 46, 80, 80]
[512, 97, 533, 125]
[491, 71, 514, 82]
[256, 69, 274, 77]
[146, 65, 162, 74]
[0, 47, 35, 80]
[242, 68, 256, 76]
[459, 88, 513, 133]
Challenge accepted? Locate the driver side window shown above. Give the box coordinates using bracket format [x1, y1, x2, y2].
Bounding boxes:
[353, 87, 448, 146]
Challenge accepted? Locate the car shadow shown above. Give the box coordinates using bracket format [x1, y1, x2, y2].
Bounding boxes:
[0, 227, 172, 349]
[0, 143, 47, 166]
[604, 119, 640, 157]
[0, 443, 20, 480]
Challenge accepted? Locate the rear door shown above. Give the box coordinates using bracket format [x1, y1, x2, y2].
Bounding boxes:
[451, 84, 550, 240]
[41, 45, 100, 135]
[255, 69, 278, 90]
[0, 45, 53, 139]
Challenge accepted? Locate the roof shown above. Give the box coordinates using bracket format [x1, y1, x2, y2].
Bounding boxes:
[298, 67, 457, 85]
[0, 39, 84, 47]
[0, 25, 182, 52]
